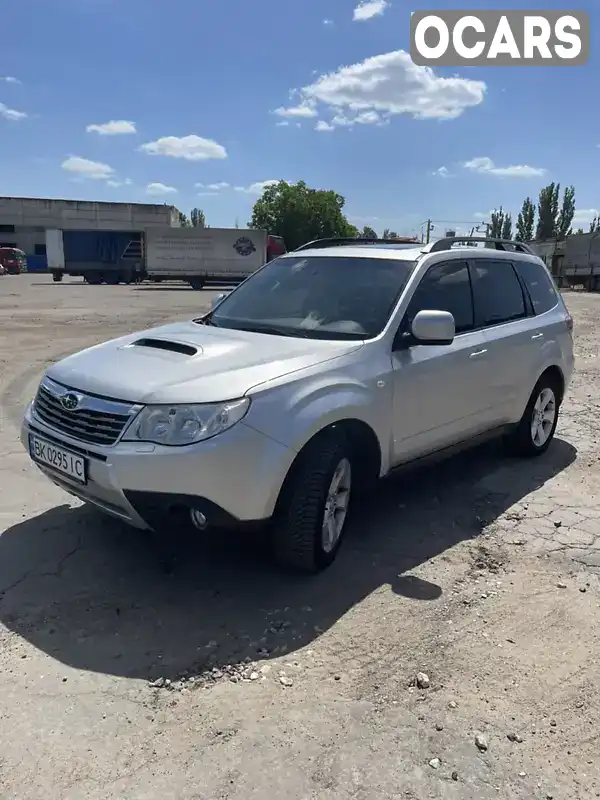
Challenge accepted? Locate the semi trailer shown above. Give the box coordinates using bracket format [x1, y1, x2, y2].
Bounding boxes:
[47, 227, 286, 288]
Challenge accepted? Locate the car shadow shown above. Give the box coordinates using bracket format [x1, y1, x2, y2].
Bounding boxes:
[0, 438, 576, 682]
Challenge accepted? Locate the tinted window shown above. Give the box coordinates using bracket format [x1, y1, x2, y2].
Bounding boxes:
[470, 259, 526, 327]
[405, 260, 473, 333]
[514, 259, 558, 314]
[206, 255, 416, 340]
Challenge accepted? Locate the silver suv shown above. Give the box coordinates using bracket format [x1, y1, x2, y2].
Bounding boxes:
[21, 236, 574, 572]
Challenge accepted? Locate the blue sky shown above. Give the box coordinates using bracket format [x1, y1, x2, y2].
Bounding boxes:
[2, 0, 597, 238]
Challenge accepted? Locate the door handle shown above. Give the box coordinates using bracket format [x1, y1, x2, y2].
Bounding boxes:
[531, 333, 544, 340]
[469, 349, 487, 358]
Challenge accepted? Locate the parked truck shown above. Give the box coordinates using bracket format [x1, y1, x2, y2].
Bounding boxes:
[555, 232, 600, 291]
[47, 227, 286, 288]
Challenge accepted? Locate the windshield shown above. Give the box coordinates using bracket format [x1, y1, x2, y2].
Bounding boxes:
[200, 255, 416, 340]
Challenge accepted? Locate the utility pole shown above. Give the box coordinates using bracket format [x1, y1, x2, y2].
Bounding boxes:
[426, 219, 433, 243]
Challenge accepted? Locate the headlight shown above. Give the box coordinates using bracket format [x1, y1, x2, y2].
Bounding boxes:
[122, 398, 250, 446]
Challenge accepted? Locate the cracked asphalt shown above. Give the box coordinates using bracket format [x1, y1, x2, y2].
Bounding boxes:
[0, 275, 599, 799]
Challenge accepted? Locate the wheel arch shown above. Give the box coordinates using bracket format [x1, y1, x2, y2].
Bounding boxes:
[272, 418, 382, 516]
[537, 364, 565, 405]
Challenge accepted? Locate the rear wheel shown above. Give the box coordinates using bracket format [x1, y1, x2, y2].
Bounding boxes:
[52, 271, 63, 282]
[189, 278, 205, 290]
[505, 374, 560, 457]
[272, 433, 353, 572]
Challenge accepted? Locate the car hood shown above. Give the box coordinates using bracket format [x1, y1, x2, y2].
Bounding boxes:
[46, 320, 363, 404]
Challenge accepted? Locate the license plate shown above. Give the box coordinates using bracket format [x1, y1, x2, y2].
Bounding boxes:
[29, 434, 87, 484]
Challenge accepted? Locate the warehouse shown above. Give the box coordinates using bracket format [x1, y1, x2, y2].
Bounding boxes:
[0, 196, 181, 268]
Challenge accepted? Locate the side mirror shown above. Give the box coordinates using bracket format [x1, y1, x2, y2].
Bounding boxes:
[411, 309, 455, 345]
[210, 292, 227, 310]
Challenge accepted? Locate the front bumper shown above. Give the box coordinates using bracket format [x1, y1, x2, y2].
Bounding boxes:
[21, 402, 295, 530]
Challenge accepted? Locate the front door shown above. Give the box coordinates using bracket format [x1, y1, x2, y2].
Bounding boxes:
[391, 259, 493, 465]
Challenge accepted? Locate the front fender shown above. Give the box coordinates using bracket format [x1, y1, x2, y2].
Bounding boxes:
[245, 372, 392, 473]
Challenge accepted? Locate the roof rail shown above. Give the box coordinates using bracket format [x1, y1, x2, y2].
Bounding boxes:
[424, 236, 536, 256]
[294, 236, 420, 252]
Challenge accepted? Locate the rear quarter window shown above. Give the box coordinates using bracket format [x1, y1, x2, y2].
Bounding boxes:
[514, 260, 559, 315]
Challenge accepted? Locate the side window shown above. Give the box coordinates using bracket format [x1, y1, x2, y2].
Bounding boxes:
[513, 259, 559, 315]
[470, 259, 526, 327]
[405, 260, 474, 333]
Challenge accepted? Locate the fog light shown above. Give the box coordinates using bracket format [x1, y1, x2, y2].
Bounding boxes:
[190, 509, 207, 530]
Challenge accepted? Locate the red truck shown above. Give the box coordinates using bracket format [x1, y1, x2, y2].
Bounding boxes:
[0, 247, 26, 274]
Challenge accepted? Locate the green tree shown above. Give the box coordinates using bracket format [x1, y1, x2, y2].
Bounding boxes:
[590, 216, 600, 233]
[248, 180, 358, 250]
[556, 185, 575, 239]
[359, 225, 378, 238]
[501, 213, 512, 240]
[535, 182, 560, 240]
[190, 208, 207, 228]
[382, 228, 399, 238]
[489, 206, 510, 238]
[515, 197, 535, 242]
[573, 227, 584, 235]
[178, 211, 191, 227]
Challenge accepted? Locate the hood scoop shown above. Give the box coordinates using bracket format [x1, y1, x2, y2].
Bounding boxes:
[131, 338, 198, 356]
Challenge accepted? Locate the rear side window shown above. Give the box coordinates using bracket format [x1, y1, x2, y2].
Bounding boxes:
[470, 259, 526, 327]
[514, 259, 558, 315]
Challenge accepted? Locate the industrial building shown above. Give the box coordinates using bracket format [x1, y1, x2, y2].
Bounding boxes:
[0, 196, 181, 262]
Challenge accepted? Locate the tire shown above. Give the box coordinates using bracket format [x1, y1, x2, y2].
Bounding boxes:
[52, 271, 63, 282]
[505, 374, 560, 457]
[104, 273, 120, 285]
[189, 278, 205, 290]
[272, 433, 353, 572]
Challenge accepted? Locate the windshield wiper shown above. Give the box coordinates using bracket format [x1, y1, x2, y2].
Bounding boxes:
[233, 323, 309, 338]
[195, 313, 220, 326]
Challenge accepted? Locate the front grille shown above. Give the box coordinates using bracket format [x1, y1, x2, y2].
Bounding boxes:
[33, 380, 138, 446]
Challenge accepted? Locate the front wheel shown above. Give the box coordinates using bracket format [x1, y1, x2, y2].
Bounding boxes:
[505, 375, 560, 457]
[52, 271, 63, 282]
[272, 434, 353, 572]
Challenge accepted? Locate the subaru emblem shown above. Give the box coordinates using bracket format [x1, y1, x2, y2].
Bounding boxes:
[61, 393, 79, 411]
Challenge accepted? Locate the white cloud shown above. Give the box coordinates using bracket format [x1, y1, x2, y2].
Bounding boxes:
[432, 166, 452, 178]
[463, 156, 546, 178]
[195, 182, 229, 190]
[0, 102, 26, 121]
[275, 120, 289, 127]
[353, 0, 389, 21]
[473, 211, 492, 220]
[86, 119, 136, 135]
[276, 50, 485, 126]
[315, 120, 334, 132]
[1, 76, 20, 84]
[139, 134, 227, 161]
[61, 156, 114, 180]
[273, 104, 317, 119]
[571, 208, 599, 229]
[106, 178, 133, 188]
[235, 180, 280, 194]
[146, 182, 177, 196]
[323, 18, 333, 25]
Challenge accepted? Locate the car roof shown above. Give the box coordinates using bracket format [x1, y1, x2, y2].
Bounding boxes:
[281, 243, 542, 265]
[281, 245, 423, 261]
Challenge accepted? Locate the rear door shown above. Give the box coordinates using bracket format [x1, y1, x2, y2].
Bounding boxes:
[470, 257, 540, 425]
